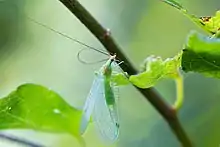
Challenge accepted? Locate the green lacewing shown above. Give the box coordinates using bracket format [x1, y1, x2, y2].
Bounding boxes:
[28, 17, 123, 143]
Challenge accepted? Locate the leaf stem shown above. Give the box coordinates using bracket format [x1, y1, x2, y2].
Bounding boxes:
[58, 0, 193, 146]
[174, 73, 184, 110]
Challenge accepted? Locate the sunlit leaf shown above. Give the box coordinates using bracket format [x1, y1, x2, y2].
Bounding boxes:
[0, 84, 82, 140]
[182, 31, 220, 78]
[199, 11, 220, 35]
[129, 55, 180, 88]
[111, 73, 130, 86]
[161, 0, 220, 35]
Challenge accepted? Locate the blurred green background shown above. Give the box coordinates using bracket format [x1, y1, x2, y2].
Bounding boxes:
[0, 0, 220, 147]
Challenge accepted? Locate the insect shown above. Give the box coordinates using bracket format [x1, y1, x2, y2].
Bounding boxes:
[80, 54, 121, 143]
[28, 17, 123, 143]
[77, 47, 125, 143]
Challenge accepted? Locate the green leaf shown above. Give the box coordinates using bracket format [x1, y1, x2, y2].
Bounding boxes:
[129, 55, 180, 88]
[111, 72, 130, 86]
[182, 31, 220, 78]
[161, 0, 220, 35]
[199, 11, 220, 35]
[161, 0, 183, 10]
[0, 84, 82, 139]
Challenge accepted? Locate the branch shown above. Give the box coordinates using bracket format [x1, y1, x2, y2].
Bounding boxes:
[58, 0, 193, 146]
[0, 133, 44, 147]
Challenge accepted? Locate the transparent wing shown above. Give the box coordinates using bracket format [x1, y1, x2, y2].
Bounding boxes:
[92, 77, 119, 143]
[110, 84, 120, 128]
[111, 61, 121, 127]
[111, 61, 124, 73]
[111, 61, 122, 123]
[80, 74, 102, 135]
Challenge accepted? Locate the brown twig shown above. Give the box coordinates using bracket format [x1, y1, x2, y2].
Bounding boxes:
[58, 0, 193, 146]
